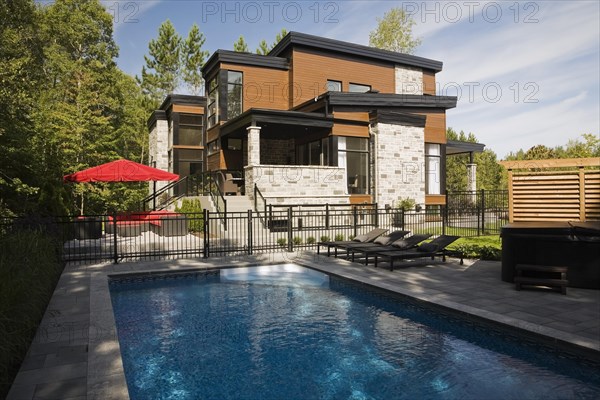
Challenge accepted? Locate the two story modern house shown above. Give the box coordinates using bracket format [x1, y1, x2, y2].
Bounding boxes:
[149, 31, 476, 210]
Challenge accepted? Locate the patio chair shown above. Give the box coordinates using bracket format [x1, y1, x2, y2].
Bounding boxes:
[348, 233, 432, 265]
[317, 228, 388, 257]
[333, 230, 411, 260]
[373, 235, 461, 271]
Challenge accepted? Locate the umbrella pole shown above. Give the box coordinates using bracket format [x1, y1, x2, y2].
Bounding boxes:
[153, 181, 157, 211]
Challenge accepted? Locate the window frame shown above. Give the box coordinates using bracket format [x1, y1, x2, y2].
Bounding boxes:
[207, 76, 219, 129]
[326, 80, 342, 92]
[226, 70, 243, 120]
[348, 82, 372, 93]
[425, 143, 442, 195]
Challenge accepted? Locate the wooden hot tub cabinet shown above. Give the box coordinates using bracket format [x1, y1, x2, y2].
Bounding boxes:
[501, 222, 600, 289]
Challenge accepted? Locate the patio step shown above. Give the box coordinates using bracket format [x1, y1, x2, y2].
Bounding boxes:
[225, 195, 253, 213]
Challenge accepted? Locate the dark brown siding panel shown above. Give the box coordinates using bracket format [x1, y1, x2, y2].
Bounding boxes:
[291, 48, 395, 107]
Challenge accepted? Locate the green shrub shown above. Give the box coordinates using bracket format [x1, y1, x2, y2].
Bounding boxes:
[396, 197, 416, 211]
[293, 236, 302, 245]
[306, 236, 316, 244]
[175, 199, 204, 232]
[334, 234, 345, 241]
[277, 238, 287, 247]
[453, 243, 501, 261]
[320, 235, 330, 242]
[0, 230, 64, 398]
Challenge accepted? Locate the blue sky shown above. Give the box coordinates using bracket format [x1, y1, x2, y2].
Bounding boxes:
[105, 0, 599, 158]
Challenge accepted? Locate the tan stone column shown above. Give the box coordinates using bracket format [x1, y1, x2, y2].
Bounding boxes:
[247, 125, 261, 166]
[467, 163, 477, 192]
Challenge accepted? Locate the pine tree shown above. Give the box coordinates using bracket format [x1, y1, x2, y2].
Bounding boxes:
[256, 39, 269, 55]
[181, 23, 209, 95]
[233, 35, 249, 52]
[273, 28, 288, 47]
[138, 20, 182, 105]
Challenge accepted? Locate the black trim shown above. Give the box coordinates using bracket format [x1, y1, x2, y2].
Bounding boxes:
[158, 94, 206, 111]
[446, 140, 485, 155]
[370, 110, 426, 127]
[147, 110, 167, 130]
[270, 31, 443, 72]
[172, 112, 180, 149]
[441, 144, 447, 194]
[327, 92, 457, 109]
[202, 49, 289, 76]
[218, 70, 228, 124]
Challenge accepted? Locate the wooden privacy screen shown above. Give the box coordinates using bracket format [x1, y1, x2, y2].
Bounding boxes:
[500, 158, 600, 222]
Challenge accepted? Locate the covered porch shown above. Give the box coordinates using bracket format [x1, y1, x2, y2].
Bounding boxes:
[211, 108, 370, 205]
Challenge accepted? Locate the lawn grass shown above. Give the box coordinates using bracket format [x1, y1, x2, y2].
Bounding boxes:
[0, 230, 64, 398]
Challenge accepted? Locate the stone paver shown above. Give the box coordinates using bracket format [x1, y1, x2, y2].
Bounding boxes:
[7, 253, 600, 399]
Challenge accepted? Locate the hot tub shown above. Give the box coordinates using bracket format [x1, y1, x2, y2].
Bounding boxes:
[501, 221, 600, 289]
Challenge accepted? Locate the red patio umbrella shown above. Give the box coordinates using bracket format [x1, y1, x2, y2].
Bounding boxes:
[63, 159, 179, 183]
[63, 159, 180, 210]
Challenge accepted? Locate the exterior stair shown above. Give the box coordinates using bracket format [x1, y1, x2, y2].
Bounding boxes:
[224, 195, 253, 213]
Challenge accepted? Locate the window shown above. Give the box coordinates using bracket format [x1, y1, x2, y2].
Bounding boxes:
[174, 148, 203, 196]
[349, 83, 371, 93]
[327, 80, 342, 92]
[338, 137, 369, 194]
[177, 114, 203, 146]
[207, 140, 221, 156]
[227, 71, 243, 120]
[425, 143, 441, 195]
[297, 138, 330, 166]
[207, 77, 219, 128]
[227, 138, 242, 151]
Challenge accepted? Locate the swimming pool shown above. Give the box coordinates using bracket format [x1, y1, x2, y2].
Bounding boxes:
[110, 264, 600, 399]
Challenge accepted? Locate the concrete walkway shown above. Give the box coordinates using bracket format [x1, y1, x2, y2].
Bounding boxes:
[7, 253, 600, 399]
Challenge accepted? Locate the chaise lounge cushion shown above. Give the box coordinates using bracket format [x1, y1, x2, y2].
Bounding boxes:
[417, 242, 440, 252]
[390, 234, 432, 250]
[353, 234, 370, 242]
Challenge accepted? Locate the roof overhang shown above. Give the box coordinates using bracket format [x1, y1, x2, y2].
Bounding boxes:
[220, 109, 334, 139]
[446, 140, 485, 155]
[269, 31, 444, 72]
[326, 92, 458, 109]
[202, 50, 290, 77]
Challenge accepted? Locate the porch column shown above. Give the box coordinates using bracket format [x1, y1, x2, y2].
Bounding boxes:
[467, 163, 477, 191]
[247, 125, 261, 166]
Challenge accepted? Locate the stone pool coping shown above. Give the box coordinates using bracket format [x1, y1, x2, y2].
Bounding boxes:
[7, 252, 600, 399]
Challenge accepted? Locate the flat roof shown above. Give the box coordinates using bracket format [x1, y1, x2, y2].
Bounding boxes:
[270, 31, 444, 72]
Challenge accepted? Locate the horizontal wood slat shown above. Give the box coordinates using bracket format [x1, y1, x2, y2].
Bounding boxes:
[505, 159, 600, 222]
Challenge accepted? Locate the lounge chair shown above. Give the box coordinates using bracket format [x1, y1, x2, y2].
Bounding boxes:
[317, 228, 388, 257]
[373, 235, 461, 271]
[334, 230, 411, 259]
[349, 233, 432, 265]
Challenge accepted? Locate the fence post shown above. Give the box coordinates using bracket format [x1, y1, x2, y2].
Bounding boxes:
[480, 189, 485, 236]
[353, 206, 358, 238]
[248, 210, 253, 255]
[325, 204, 330, 229]
[203, 209, 209, 258]
[287, 207, 293, 252]
[442, 206, 447, 236]
[374, 203, 378, 227]
[112, 213, 118, 264]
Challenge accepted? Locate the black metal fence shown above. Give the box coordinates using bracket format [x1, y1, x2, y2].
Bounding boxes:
[0, 190, 508, 264]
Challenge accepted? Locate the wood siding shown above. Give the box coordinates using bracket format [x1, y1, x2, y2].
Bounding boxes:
[349, 194, 373, 205]
[221, 62, 289, 111]
[423, 70, 436, 95]
[413, 109, 446, 143]
[331, 122, 369, 138]
[425, 195, 446, 205]
[500, 157, 600, 222]
[173, 104, 204, 114]
[290, 48, 395, 107]
[206, 125, 220, 143]
[333, 111, 370, 122]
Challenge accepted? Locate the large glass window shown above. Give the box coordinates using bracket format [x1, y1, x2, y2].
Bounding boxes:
[207, 140, 221, 156]
[338, 137, 369, 194]
[349, 83, 371, 93]
[426, 143, 441, 195]
[177, 114, 203, 146]
[327, 80, 342, 92]
[227, 71, 243, 120]
[207, 77, 218, 128]
[297, 138, 330, 166]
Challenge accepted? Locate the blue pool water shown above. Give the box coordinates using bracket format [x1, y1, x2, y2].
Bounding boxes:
[110, 264, 600, 400]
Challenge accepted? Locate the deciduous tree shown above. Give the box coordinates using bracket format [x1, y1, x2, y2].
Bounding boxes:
[369, 8, 421, 54]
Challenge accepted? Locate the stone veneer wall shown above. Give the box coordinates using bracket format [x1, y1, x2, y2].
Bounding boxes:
[395, 65, 423, 95]
[148, 118, 169, 193]
[373, 123, 425, 208]
[245, 165, 350, 205]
